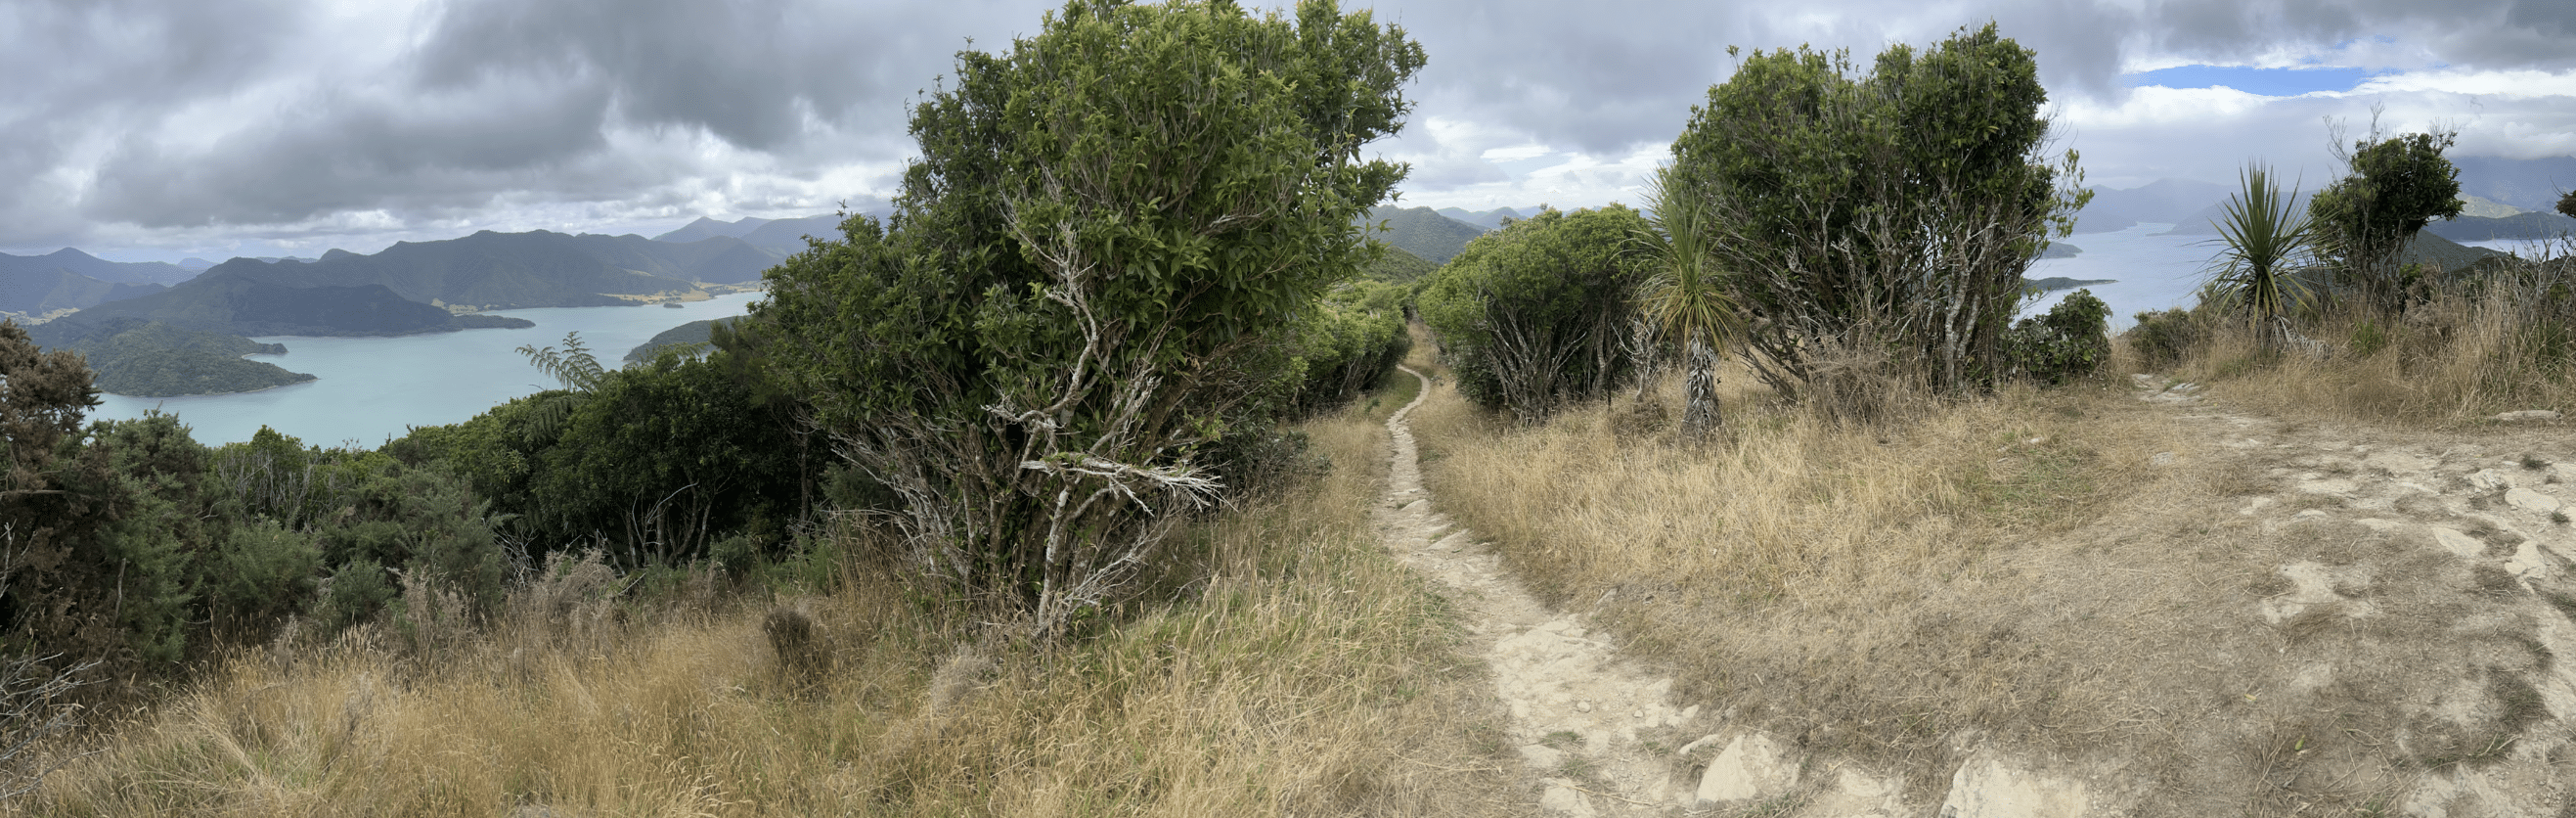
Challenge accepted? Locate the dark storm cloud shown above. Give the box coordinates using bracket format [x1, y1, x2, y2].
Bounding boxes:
[6, 0, 2573, 251]
[4, 0, 1057, 244]
[2147, 0, 2576, 68]
[1376, 0, 2567, 161]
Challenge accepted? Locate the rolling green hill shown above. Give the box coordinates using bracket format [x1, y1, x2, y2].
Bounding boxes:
[624, 316, 737, 364]
[205, 229, 780, 311]
[0, 248, 198, 286]
[45, 319, 317, 396]
[1359, 206, 1488, 265]
[33, 275, 535, 341]
[1361, 246, 1437, 284]
[2423, 211, 2576, 242]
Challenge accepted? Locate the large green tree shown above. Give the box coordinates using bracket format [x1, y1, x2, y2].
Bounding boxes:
[1417, 205, 1653, 423]
[2306, 128, 2463, 312]
[752, 0, 1421, 633]
[1666, 23, 2086, 399]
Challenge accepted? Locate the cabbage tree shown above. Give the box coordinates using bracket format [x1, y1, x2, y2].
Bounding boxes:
[1634, 167, 1741, 442]
[2206, 162, 2315, 351]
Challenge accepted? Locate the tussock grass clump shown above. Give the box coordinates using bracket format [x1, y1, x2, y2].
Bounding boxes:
[2152, 247, 2576, 427]
[20, 397, 1518, 817]
[1413, 342, 2576, 810]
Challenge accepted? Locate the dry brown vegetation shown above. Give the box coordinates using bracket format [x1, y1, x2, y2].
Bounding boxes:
[2154, 248, 2575, 427]
[1407, 326, 2576, 812]
[16, 385, 1528, 817]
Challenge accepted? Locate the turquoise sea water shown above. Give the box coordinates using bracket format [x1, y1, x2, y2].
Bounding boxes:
[90, 291, 766, 446]
[2021, 223, 2219, 330]
[83, 231, 2549, 448]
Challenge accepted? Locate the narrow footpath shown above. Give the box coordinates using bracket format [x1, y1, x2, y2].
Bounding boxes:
[1377, 366, 1706, 816]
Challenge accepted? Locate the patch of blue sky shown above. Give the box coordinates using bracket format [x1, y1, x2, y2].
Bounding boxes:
[2120, 65, 2391, 97]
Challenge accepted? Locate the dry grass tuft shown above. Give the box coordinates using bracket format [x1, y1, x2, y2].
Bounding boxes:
[2154, 266, 2576, 428]
[20, 391, 1521, 817]
[1409, 349, 2575, 810]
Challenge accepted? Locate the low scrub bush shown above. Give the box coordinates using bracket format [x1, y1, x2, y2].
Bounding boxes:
[2125, 307, 2208, 371]
[2006, 289, 2111, 385]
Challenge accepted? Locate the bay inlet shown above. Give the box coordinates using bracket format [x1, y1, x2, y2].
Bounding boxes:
[91, 291, 766, 446]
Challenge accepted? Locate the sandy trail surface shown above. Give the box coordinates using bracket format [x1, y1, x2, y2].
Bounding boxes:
[1376, 363, 2576, 816]
[1377, 366, 1703, 816]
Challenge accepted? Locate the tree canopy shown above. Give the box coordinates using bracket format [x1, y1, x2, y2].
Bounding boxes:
[1417, 205, 1652, 422]
[1666, 23, 2085, 399]
[2307, 128, 2463, 311]
[750, 0, 1423, 632]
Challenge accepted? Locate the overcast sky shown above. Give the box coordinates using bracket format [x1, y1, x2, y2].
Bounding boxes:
[7, 0, 2573, 263]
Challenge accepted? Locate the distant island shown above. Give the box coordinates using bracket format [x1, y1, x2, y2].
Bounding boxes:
[2024, 276, 2116, 294]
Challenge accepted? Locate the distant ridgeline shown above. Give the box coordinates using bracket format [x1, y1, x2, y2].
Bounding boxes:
[37, 318, 315, 397]
[34, 229, 793, 343]
[21, 227, 815, 395]
[1357, 205, 1491, 265]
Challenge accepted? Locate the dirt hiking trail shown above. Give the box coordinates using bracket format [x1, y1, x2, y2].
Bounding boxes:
[1379, 366, 1709, 816]
[1377, 365, 2576, 817]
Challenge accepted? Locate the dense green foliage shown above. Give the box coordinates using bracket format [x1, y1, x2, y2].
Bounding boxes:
[2125, 308, 2207, 370]
[58, 320, 314, 396]
[2005, 289, 2110, 385]
[749, 0, 1421, 631]
[1667, 23, 2085, 399]
[1418, 205, 1652, 422]
[1287, 280, 1412, 416]
[4, 319, 514, 672]
[2307, 130, 2463, 304]
[2559, 191, 2576, 220]
[386, 345, 815, 571]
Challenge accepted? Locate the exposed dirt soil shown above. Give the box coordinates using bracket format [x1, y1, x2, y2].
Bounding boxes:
[1379, 365, 2576, 816]
[1378, 366, 1707, 815]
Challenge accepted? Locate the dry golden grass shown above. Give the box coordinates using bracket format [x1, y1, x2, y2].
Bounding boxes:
[19, 397, 1524, 818]
[2157, 277, 2575, 428]
[1403, 350, 2572, 812]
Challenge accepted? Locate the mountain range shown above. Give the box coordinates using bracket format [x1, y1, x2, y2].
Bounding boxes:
[0, 247, 199, 287]
[1361, 205, 1490, 265]
[654, 212, 874, 254]
[2078, 156, 2576, 240]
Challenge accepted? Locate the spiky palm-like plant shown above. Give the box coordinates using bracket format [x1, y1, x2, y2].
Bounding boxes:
[1636, 168, 1744, 443]
[2206, 163, 2315, 351]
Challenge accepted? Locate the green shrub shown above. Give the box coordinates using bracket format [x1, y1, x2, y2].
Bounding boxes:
[2007, 289, 2111, 385]
[201, 520, 323, 642]
[2125, 308, 2206, 370]
[1416, 205, 1652, 421]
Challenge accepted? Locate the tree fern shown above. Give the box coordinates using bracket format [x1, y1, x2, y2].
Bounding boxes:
[516, 332, 604, 445]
